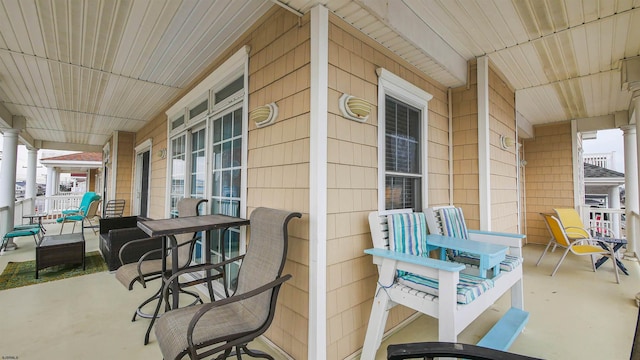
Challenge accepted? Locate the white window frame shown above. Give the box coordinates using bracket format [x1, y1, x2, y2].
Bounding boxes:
[164, 46, 249, 299]
[133, 139, 153, 216]
[376, 68, 433, 215]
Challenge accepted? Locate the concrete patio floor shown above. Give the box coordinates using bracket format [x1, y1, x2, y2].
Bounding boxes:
[0, 221, 638, 359]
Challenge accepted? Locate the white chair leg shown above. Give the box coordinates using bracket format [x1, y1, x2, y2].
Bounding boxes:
[551, 248, 571, 276]
[536, 240, 554, 266]
[609, 247, 620, 284]
[361, 289, 391, 360]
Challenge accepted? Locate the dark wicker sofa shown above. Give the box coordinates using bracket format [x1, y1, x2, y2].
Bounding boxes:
[99, 216, 162, 271]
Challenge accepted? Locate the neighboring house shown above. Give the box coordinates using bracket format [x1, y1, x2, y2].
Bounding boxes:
[583, 162, 625, 208]
[39, 152, 102, 196]
[15, 180, 25, 198]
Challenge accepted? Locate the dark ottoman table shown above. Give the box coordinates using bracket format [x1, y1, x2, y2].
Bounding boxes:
[35, 232, 85, 279]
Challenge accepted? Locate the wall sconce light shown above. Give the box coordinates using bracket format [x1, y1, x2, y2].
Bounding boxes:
[339, 94, 371, 122]
[500, 135, 516, 150]
[158, 148, 167, 159]
[250, 102, 278, 128]
[520, 159, 528, 167]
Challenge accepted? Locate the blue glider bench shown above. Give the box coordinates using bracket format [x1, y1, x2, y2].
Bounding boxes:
[361, 209, 527, 360]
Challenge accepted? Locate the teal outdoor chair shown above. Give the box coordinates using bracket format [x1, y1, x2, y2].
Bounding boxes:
[57, 192, 101, 234]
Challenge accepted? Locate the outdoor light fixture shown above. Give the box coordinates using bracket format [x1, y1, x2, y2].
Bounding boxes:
[250, 102, 278, 128]
[339, 93, 371, 122]
[158, 148, 167, 159]
[500, 135, 516, 150]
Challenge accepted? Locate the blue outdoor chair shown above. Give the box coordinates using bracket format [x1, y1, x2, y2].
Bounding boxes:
[57, 192, 101, 234]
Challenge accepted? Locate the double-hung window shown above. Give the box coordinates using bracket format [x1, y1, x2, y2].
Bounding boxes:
[377, 68, 433, 213]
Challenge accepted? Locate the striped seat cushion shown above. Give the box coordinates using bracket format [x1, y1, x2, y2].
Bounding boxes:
[454, 253, 523, 272]
[398, 272, 494, 304]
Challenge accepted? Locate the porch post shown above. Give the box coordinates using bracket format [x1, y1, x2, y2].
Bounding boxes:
[25, 147, 38, 212]
[477, 56, 491, 230]
[0, 129, 20, 250]
[622, 125, 639, 260]
[309, 5, 328, 359]
[608, 185, 621, 236]
[45, 166, 57, 212]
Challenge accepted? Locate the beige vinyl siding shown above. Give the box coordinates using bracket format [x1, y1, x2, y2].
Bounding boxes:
[327, 14, 450, 359]
[523, 122, 575, 244]
[488, 67, 518, 233]
[135, 114, 167, 220]
[246, 8, 311, 360]
[115, 131, 135, 216]
[451, 63, 480, 229]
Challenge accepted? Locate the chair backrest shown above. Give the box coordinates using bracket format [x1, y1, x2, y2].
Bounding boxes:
[86, 199, 102, 218]
[234, 208, 301, 327]
[541, 213, 571, 247]
[368, 209, 413, 251]
[553, 208, 590, 239]
[79, 192, 100, 214]
[425, 206, 469, 239]
[104, 199, 125, 218]
[174, 197, 207, 268]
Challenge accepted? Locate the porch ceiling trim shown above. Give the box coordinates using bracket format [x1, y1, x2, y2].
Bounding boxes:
[358, 0, 467, 85]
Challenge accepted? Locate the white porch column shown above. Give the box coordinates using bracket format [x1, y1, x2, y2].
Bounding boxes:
[477, 56, 491, 230]
[0, 129, 20, 250]
[309, 5, 328, 360]
[25, 147, 38, 212]
[622, 125, 639, 259]
[45, 167, 57, 212]
[608, 185, 621, 236]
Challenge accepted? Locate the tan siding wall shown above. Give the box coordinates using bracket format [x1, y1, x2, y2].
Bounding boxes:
[523, 122, 575, 244]
[115, 132, 135, 216]
[246, 9, 310, 360]
[488, 67, 518, 233]
[135, 114, 168, 220]
[451, 63, 480, 228]
[327, 14, 450, 359]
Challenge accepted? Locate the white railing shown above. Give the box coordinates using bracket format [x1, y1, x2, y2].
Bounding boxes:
[42, 194, 84, 220]
[579, 205, 626, 238]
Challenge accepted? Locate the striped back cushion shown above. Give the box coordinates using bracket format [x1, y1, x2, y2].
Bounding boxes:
[387, 212, 429, 257]
[439, 207, 469, 239]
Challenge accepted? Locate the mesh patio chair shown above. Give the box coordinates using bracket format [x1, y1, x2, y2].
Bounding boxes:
[57, 197, 102, 234]
[537, 213, 619, 283]
[115, 197, 208, 344]
[155, 207, 301, 360]
[104, 199, 126, 218]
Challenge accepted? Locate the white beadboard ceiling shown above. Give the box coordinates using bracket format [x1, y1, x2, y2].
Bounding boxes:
[0, 0, 638, 151]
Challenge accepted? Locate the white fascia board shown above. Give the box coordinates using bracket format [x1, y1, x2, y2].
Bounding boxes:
[585, 178, 626, 186]
[575, 114, 616, 132]
[39, 160, 102, 168]
[37, 141, 104, 152]
[516, 111, 534, 139]
[0, 102, 13, 127]
[360, 0, 467, 85]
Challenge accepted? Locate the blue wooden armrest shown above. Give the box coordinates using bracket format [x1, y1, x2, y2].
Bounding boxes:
[468, 230, 526, 239]
[365, 248, 465, 272]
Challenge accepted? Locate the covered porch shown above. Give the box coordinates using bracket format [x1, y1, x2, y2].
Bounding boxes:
[0, 1, 640, 359]
[0, 221, 637, 359]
